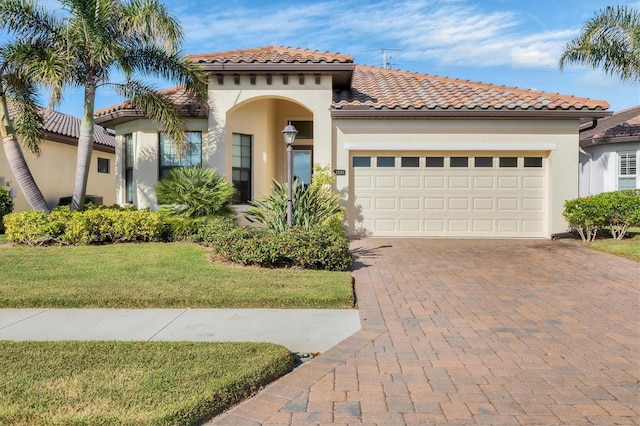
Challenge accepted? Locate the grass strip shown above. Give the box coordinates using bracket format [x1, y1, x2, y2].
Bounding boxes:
[0, 341, 293, 425]
[586, 237, 640, 262]
[0, 242, 354, 308]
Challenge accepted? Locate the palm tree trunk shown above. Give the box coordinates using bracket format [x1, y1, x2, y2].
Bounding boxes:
[0, 88, 50, 213]
[71, 82, 97, 211]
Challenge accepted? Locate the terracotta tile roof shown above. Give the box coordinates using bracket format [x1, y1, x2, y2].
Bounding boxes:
[333, 65, 609, 111]
[580, 105, 640, 146]
[8, 102, 114, 148]
[187, 45, 354, 64]
[94, 85, 207, 119]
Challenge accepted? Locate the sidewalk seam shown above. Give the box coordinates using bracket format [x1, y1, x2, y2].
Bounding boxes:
[147, 309, 189, 341]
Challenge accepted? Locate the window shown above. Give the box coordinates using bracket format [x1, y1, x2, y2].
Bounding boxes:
[97, 157, 110, 174]
[425, 157, 444, 168]
[353, 156, 371, 167]
[450, 157, 468, 168]
[290, 121, 313, 139]
[524, 157, 543, 168]
[474, 157, 493, 168]
[232, 133, 252, 203]
[124, 134, 134, 204]
[159, 131, 202, 180]
[377, 156, 395, 167]
[401, 157, 419, 167]
[618, 151, 637, 189]
[499, 157, 518, 168]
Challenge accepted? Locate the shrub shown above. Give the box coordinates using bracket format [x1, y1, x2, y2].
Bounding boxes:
[193, 216, 239, 243]
[4, 205, 166, 246]
[563, 190, 640, 242]
[599, 190, 640, 240]
[247, 165, 345, 233]
[205, 224, 352, 271]
[0, 186, 14, 233]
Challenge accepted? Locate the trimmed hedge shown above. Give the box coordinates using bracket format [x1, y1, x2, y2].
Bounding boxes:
[201, 224, 353, 271]
[4, 205, 166, 246]
[563, 190, 640, 242]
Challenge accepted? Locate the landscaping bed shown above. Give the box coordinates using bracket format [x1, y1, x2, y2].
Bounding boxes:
[0, 341, 293, 425]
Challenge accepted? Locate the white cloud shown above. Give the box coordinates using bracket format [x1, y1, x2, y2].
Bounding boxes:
[170, 0, 586, 71]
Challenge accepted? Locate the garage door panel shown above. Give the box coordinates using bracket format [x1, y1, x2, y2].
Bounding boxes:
[375, 197, 396, 210]
[400, 176, 421, 188]
[473, 176, 495, 189]
[425, 176, 445, 188]
[352, 153, 547, 237]
[449, 176, 470, 188]
[375, 176, 397, 188]
[498, 176, 519, 189]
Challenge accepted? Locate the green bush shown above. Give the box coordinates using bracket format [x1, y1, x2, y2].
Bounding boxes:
[155, 166, 236, 239]
[0, 186, 14, 233]
[247, 165, 345, 233]
[599, 190, 640, 239]
[193, 216, 239, 243]
[563, 190, 640, 242]
[205, 225, 352, 271]
[4, 205, 166, 246]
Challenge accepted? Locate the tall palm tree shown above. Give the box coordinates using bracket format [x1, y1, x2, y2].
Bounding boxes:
[0, 53, 50, 212]
[560, 6, 640, 83]
[0, 0, 207, 211]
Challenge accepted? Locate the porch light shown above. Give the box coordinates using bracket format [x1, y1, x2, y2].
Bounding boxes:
[282, 123, 298, 228]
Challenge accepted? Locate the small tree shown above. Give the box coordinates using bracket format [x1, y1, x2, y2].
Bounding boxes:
[600, 190, 640, 240]
[562, 196, 608, 242]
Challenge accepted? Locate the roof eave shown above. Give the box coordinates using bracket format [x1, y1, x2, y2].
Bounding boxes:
[45, 132, 115, 153]
[331, 108, 612, 121]
[581, 135, 640, 147]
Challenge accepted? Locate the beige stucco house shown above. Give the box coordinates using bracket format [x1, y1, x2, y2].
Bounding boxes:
[0, 108, 116, 212]
[95, 46, 611, 238]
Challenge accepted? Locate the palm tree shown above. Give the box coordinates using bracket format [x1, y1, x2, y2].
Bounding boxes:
[0, 0, 207, 211]
[560, 5, 640, 83]
[0, 53, 50, 212]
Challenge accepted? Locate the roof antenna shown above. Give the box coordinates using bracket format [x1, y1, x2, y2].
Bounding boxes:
[365, 48, 403, 69]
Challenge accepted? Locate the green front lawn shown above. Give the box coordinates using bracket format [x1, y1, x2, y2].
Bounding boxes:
[0, 234, 7, 244]
[0, 242, 354, 308]
[0, 341, 293, 425]
[586, 235, 640, 262]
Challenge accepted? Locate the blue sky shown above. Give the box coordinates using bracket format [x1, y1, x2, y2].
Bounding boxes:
[11, 0, 640, 118]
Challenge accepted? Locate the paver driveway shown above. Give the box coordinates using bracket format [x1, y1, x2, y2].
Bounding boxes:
[211, 239, 639, 425]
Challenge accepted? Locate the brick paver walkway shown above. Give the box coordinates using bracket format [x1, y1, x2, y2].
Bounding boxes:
[210, 239, 640, 425]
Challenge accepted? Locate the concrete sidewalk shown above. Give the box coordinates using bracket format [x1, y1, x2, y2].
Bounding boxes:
[0, 308, 360, 353]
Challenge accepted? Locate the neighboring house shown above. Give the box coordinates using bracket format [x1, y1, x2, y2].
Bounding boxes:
[95, 46, 610, 238]
[579, 106, 640, 196]
[0, 107, 116, 212]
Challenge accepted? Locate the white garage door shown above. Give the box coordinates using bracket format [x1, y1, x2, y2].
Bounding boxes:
[351, 153, 547, 237]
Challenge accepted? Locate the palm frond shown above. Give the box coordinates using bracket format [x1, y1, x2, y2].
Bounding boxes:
[1, 69, 44, 155]
[0, 0, 64, 44]
[120, 0, 183, 52]
[560, 6, 640, 82]
[112, 80, 187, 148]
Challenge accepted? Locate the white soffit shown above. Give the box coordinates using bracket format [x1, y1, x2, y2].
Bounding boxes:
[343, 142, 557, 151]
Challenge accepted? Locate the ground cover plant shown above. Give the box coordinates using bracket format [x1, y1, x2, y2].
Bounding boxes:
[0, 242, 354, 308]
[0, 341, 293, 426]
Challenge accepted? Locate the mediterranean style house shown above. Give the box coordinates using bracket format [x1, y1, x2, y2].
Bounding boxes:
[0, 107, 116, 212]
[95, 46, 611, 238]
[579, 106, 639, 196]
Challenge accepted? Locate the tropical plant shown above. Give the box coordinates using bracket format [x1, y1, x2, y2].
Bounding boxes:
[0, 51, 50, 212]
[156, 165, 236, 221]
[0, 186, 14, 232]
[559, 5, 640, 83]
[247, 165, 345, 233]
[0, 0, 207, 211]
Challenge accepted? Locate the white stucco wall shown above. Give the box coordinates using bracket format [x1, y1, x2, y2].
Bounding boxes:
[334, 118, 580, 238]
[579, 142, 640, 196]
